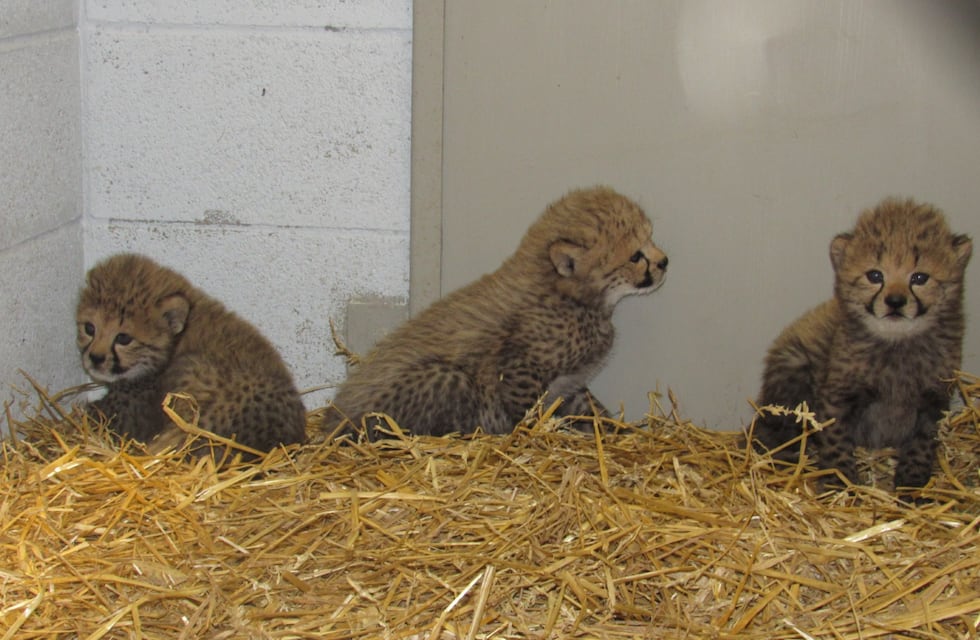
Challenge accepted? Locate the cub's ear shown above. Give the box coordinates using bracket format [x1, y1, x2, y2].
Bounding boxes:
[952, 234, 973, 269]
[549, 240, 586, 277]
[829, 233, 852, 271]
[158, 294, 190, 335]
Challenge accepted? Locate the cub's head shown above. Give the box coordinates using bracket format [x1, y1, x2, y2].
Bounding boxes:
[521, 186, 668, 308]
[76, 254, 192, 384]
[831, 198, 972, 340]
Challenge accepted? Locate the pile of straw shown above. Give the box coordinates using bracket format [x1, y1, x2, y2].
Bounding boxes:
[2, 375, 978, 639]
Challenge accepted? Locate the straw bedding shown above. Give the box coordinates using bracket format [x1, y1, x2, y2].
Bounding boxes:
[2, 375, 978, 639]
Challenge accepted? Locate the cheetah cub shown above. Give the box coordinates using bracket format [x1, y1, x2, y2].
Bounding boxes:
[76, 254, 307, 457]
[751, 198, 972, 489]
[326, 186, 668, 438]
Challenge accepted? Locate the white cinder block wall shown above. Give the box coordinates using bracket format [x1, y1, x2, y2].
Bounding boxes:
[0, 1, 413, 433]
[0, 0, 84, 430]
[80, 1, 413, 409]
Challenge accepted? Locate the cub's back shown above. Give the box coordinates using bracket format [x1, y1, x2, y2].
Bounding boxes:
[331, 271, 541, 418]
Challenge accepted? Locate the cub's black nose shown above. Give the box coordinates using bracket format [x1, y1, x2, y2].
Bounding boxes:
[885, 294, 907, 309]
[657, 256, 669, 270]
[89, 353, 106, 366]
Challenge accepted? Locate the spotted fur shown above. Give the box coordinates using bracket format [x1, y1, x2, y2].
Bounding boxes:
[751, 198, 972, 489]
[77, 254, 307, 457]
[325, 186, 669, 437]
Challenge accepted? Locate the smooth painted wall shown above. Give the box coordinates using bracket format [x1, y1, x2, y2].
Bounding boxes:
[436, 1, 980, 430]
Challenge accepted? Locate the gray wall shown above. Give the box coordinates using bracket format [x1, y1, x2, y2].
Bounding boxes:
[0, 0, 84, 430]
[432, 0, 980, 430]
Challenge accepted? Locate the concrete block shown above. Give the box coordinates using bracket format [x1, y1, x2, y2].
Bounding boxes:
[84, 220, 409, 409]
[0, 0, 75, 39]
[0, 31, 81, 248]
[86, 0, 411, 30]
[0, 222, 85, 435]
[83, 27, 411, 232]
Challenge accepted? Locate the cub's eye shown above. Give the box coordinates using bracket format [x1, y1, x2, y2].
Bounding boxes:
[630, 250, 644, 263]
[114, 333, 133, 346]
[865, 270, 884, 284]
[83, 322, 95, 337]
[910, 272, 930, 286]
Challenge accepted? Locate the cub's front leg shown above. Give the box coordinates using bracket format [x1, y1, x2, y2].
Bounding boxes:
[555, 387, 608, 426]
[812, 391, 863, 487]
[813, 420, 858, 487]
[88, 379, 166, 443]
[814, 363, 884, 487]
[894, 391, 946, 489]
